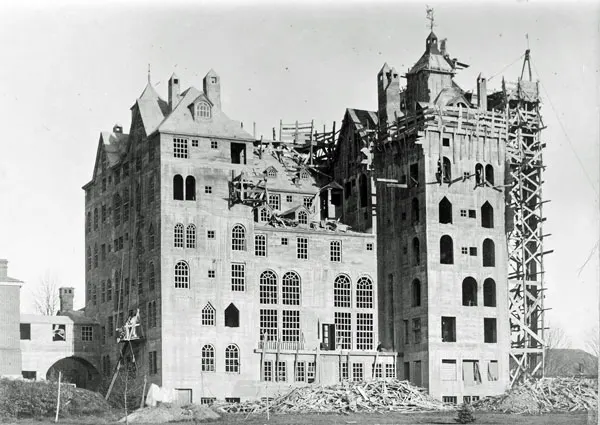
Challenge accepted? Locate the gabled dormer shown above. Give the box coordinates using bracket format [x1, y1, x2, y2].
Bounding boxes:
[188, 95, 214, 121]
[264, 166, 278, 178]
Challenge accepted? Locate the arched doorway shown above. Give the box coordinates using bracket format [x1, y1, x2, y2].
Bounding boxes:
[46, 356, 101, 391]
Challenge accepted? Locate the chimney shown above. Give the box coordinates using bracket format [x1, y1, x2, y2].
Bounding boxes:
[113, 123, 123, 134]
[477, 73, 487, 110]
[0, 259, 7, 280]
[168, 73, 180, 111]
[59, 287, 74, 312]
[203, 69, 221, 111]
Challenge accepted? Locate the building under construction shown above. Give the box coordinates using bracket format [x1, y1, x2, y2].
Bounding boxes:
[78, 26, 546, 404]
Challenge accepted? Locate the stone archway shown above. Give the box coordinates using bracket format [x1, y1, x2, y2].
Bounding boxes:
[46, 356, 101, 391]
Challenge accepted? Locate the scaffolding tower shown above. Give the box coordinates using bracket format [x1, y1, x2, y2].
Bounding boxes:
[497, 50, 549, 385]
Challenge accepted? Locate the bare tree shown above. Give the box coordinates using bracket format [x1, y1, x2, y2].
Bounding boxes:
[586, 325, 599, 357]
[33, 272, 60, 316]
[545, 325, 571, 349]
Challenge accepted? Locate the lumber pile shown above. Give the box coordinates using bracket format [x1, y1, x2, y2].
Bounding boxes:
[474, 377, 598, 414]
[214, 379, 451, 414]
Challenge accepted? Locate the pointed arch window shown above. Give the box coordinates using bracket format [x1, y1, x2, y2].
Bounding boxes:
[259, 270, 277, 304]
[225, 344, 240, 373]
[186, 224, 196, 248]
[481, 201, 494, 228]
[356, 276, 373, 309]
[202, 303, 216, 326]
[483, 238, 495, 267]
[282, 271, 301, 305]
[201, 344, 215, 371]
[462, 277, 478, 306]
[225, 304, 239, 328]
[485, 164, 494, 185]
[440, 235, 454, 264]
[442, 157, 452, 183]
[475, 163, 484, 185]
[334, 274, 351, 307]
[439, 197, 452, 224]
[174, 261, 189, 289]
[174, 223, 184, 248]
[483, 278, 497, 307]
[185, 176, 196, 201]
[231, 224, 246, 251]
[173, 175, 184, 200]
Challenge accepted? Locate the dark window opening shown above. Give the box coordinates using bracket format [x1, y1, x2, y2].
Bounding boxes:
[22, 371, 36, 380]
[20, 323, 31, 340]
[485, 164, 494, 185]
[411, 198, 419, 224]
[225, 303, 239, 328]
[483, 239, 495, 267]
[439, 197, 452, 224]
[469, 247, 477, 256]
[484, 318, 497, 343]
[412, 237, 420, 266]
[481, 202, 494, 228]
[231, 143, 247, 164]
[185, 176, 196, 201]
[462, 277, 478, 306]
[409, 163, 419, 187]
[468, 209, 476, 218]
[173, 175, 184, 200]
[475, 163, 483, 185]
[440, 235, 454, 264]
[344, 181, 351, 199]
[359, 174, 368, 207]
[442, 157, 452, 183]
[483, 278, 496, 307]
[442, 316, 456, 342]
[411, 279, 421, 307]
[442, 137, 450, 147]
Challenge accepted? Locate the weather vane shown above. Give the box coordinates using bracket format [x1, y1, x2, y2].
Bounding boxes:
[426, 6, 435, 31]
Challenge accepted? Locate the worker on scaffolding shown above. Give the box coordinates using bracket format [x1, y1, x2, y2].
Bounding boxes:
[117, 308, 141, 343]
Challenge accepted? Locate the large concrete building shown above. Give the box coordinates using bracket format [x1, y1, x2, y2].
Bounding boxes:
[82, 71, 395, 403]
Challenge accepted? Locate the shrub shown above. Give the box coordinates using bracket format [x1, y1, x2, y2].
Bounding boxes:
[455, 402, 476, 424]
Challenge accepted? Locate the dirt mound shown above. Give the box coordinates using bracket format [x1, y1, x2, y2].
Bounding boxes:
[0, 378, 111, 418]
[214, 379, 452, 414]
[474, 377, 598, 414]
[120, 403, 220, 423]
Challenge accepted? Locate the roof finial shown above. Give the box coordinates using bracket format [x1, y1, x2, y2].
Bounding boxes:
[426, 5, 435, 32]
[147, 63, 151, 84]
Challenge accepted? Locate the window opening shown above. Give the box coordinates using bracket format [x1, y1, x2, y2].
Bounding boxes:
[412, 279, 421, 307]
[440, 235, 454, 264]
[356, 313, 373, 350]
[330, 241, 341, 262]
[297, 237, 308, 259]
[483, 278, 496, 307]
[462, 277, 478, 306]
[174, 138, 188, 158]
[334, 275, 351, 308]
[481, 201, 494, 228]
[231, 142, 247, 164]
[411, 198, 419, 223]
[201, 345, 215, 371]
[225, 344, 240, 372]
[255, 234, 267, 257]
[475, 163, 483, 185]
[484, 318, 497, 343]
[335, 312, 352, 349]
[442, 316, 456, 342]
[485, 164, 494, 185]
[202, 303, 215, 326]
[174, 223, 184, 247]
[482, 238, 495, 267]
[174, 261, 189, 289]
[412, 318, 422, 344]
[225, 304, 240, 328]
[356, 277, 373, 309]
[260, 309, 278, 341]
[259, 270, 277, 304]
[185, 176, 196, 200]
[173, 175, 184, 200]
[231, 225, 246, 251]
[186, 224, 196, 248]
[359, 174, 368, 207]
[298, 210, 308, 225]
[231, 263, 245, 291]
[268, 194, 280, 210]
[439, 197, 452, 224]
[412, 237, 420, 265]
[282, 271, 300, 305]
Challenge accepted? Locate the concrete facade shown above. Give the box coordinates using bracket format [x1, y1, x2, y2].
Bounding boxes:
[0, 259, 23, 377]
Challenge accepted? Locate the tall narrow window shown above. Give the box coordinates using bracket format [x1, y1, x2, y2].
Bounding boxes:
[196, 102, 211, 119]
[148, 262, 155, 291]
[268, 194, 280, 211]
[186, 224, 196, 248]
[440, 235, 454, 264]
[282, 271, 301, 305]
[481, 202, 494, 229]
[330, 241, 341, 262]
[485, 164, 494, 185]
[334, 312, 352, 349]
[148, 224, 155, 250]
[185, 176, 196, 201]
[297, 237, 308, 259]
[173, 175, 184, 200]
[475, 163, 483, 185]
[411, 279, 421, 307]
[442, 316, 456, 342]
[282, 310, 300, 342]
[94, 208, 98, 230]
[484, 318, 497, 343]
[174, 261, 189, 289]
[439, 197, 452, 224]
[113, 194, 121, 226]
[462, 277, 478, 306]
[356, 277, 373, 309]
[174, 223, 184, 248]
[482, 239, 495, 267]
[442, 157, 452, 183]
[334, 275, 351, 307]
[225, 344, 240, 372]
[359, 174, 368, 207]
[356, 313, 374, 350]
[259, 270, 277, 304]
[412, 237, 420, 266]
[483, 278, 496, 307]
[148, 175, 154, 205]
[122, 189, 130, 222]
[411, 198, 419, 224]
[86, 247, 91, 271]
[201, 303, 215, 326]
[260, 309, 278, 341]
[201, 344, 215, 371]
[135, 183, 142, 213]
[173, 138, 188, 158]
[225, 304, 239, 328]
[255, 234, 267, 257]
[231, 263, 245, 291]
[231, 225, 246, 251]
[94, 244, 98, 268]
[298, 210, 308, 225]
[86, 211, 91, 234]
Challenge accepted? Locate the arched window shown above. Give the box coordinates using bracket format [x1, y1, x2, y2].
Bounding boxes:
[202, 303, 215, 326]
[259, 270, 277, 304]
[225, 344, 240, 373]
[462, 277, 477, 306]
[440, 235, 454, 264]
[148, 262, 155, 291]
[412, 279, 421, 307]
[483, 278, 497, 307]
[113, 194, 121, 226]
[148, 224, 155, 250]
[174, 261, 189, 288]
[201, 344, 215, 371]
[475, 163, 483, 185]
[298, 210, 308, 225]
[439, 197, 452, 224]
[231, 224, 246, 251]
[356, 276, 373, 309]
[196, 102, 211, 119]
[485, 164, 494, 185]
[259, 208, 269, 222]
[86, 246, 91, 271]
[412, 237, 420, 265]
[334, 274, 351, 307]
[442, 157, 452, 183]
[282, 271, 301, 305]
[186, 224, 196, 249]
[481, 201, 494, 228]
[174, 223, 184, 248]
[225, 304, 239, 328]
[411, 198, 420, 224]
[483, 238, 495, 267]
[185, 176, 196, 201]
[359, 174, 368, 207]
[173, 175, 184, 200]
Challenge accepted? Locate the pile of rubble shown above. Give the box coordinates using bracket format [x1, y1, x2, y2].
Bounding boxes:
[214, 380, 452, 414]
[474, 377, 598, 414]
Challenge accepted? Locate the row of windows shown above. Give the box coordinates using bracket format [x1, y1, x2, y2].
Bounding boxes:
[438, 197, 494, 228]
[199, 344, 240, 373]
[173, 137, 218, 159]
[92, 263, 157, 306]
[406, 236, 496, 267]
[19, 324, 92, 342]
[334, 312, 374, 350]
[409, 277, 496, 308]
[86, 228, 155, 271]
[402, 317, 497, 345]
[261, 360, 395, 383]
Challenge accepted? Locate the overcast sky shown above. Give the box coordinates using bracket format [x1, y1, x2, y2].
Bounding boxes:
[0, 0, 598, 351]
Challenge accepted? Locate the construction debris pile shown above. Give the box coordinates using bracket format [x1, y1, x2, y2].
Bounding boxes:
[473, 377, 598, 414]
[214, 379, 452, 414]
[119, 404, 220, 423]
